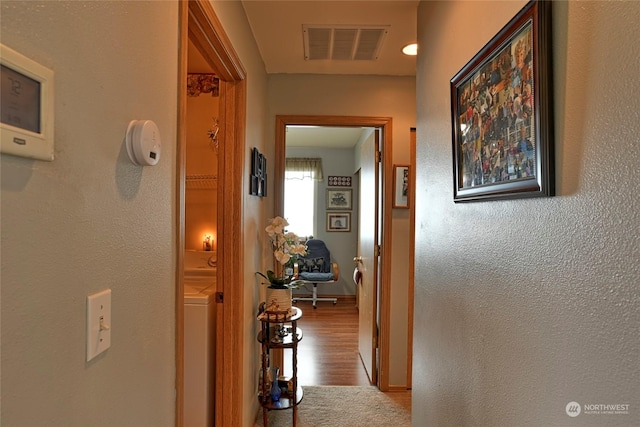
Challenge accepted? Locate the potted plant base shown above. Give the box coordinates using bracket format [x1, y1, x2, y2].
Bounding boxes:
[265, 286, 292, 313]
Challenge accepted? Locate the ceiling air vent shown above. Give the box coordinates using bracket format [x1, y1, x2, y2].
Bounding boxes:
[303, 25, 389, 61]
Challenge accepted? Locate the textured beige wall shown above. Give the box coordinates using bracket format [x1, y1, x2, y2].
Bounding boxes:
[1, 1, 178, 425]
[413, 1, 640, 425]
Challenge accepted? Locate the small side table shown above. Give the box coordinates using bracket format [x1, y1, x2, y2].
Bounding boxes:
[257, 306, 304, 427]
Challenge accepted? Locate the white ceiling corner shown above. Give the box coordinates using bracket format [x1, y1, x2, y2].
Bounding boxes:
[241, 0, 418, 76]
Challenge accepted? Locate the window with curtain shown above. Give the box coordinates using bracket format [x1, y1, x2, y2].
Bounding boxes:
[284, 158, 323, 238]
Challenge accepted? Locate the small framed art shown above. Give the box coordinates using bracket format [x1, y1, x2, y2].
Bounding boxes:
[326, 188, 352, 210]
[327, 212, 351, 232]
[393, 165, 410, 209]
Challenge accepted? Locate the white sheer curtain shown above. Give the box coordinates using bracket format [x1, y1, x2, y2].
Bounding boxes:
[284, 158, 322, 237]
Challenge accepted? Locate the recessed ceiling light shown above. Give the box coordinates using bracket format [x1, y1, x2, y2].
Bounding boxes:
[402, 43, 418, 56]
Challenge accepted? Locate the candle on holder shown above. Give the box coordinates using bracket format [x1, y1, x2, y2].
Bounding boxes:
[203, 234, 213, 251]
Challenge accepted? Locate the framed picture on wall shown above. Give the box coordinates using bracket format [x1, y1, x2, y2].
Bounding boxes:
[327, 212, 351, 232]
[326, 188, 352, 210]
[328, 176, 352, 187]
[393, 164, 410, 209]
[450, 0, 554, 202]
[249, 147, 267, 197]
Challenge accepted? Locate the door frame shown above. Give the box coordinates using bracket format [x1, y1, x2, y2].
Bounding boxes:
[274, 115, 394, 390]
[177, 1, 246, 426]
[407, 128, 416, 389]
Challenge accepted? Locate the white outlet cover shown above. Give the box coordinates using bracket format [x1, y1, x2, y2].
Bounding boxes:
[87, 289, 111, 362]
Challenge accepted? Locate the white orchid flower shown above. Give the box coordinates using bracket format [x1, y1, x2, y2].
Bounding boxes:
[263, 216, 308, 273]
[275, 250, 291, 265]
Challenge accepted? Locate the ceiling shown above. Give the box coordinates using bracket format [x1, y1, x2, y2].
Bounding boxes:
[243, 1, 417, 147]
[189, 1, 418, 148]
[241, 0, 418, 76]
[286, 126, 370, 148]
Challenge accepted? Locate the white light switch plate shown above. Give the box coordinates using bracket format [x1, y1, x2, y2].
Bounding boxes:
[87, 289, 111, 361]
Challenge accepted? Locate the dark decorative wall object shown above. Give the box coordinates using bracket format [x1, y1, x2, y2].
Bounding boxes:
[328, 176, 352, 187]
[250, 147, 267, 197]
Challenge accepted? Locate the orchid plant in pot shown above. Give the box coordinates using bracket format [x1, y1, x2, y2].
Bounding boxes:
[258, 216, 307, 313]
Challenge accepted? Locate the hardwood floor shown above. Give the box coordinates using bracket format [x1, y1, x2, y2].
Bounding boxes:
[279, 298, 411, 413]
[284, 299, 371, 386]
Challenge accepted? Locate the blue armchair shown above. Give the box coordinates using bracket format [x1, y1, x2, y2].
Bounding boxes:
[293, 239, 339, 309]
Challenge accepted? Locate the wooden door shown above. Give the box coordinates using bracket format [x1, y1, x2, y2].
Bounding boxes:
[179, 1, 247, 425]
[357, 129, 380, 384]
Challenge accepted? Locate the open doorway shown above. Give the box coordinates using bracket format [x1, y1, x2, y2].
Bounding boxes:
[282, 125, 370, 386]
[284, 125, 366, 303]
[274, 115, 396, 391]
[177, 1, 246, 425]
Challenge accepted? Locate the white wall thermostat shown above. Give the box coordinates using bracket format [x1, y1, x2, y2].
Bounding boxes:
[125, 119, 161, 166]
[0, 43, 55, 161]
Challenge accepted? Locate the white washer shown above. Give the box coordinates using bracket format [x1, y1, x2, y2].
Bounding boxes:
[183, 252, 216, 427]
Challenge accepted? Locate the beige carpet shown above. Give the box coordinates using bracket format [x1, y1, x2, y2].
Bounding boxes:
[254, 385, 411, 427]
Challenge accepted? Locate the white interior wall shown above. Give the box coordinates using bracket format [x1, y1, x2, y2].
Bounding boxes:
[1, 1, 271, 426]
[414, 1, 640, 425]
[1, 2, 178, 425]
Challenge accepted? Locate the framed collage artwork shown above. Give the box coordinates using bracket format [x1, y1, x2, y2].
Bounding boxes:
[450, 0, 554, 202]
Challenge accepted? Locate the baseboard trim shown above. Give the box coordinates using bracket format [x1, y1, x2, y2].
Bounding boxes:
[387, 385, 411, 392]
[292, 294, 356, 305]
